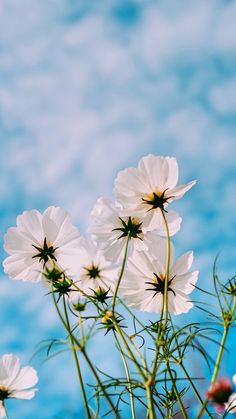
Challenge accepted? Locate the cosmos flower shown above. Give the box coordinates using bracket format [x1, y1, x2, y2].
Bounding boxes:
[0, 354, 38, 418]
[120, 236, 198, 314]
[114, 154, 195, 233]
[89, 197, 149, 262]
[90, 197, 182, 262]
[207, 377, 233, 412]
[60, 238, 119, 297]
[3, 206, 80, 282]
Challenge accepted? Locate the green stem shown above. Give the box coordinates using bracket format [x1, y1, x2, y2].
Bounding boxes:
[62, 296, 92, 419]
[161, 210, 171, 326]
[80, 348, 121, 418]
[166, 362, 188, 419]
[196, 325, 229, 419]
[52, 293, 120, 417]
[145, 382, 156, 419]
[112, 236, 129, 313]
[114, 333, 136, 419]
[2, 401, 9, 419]
[151, 210, 171, 381]
[114, 321, 147, 381]
[178, 360, 214, 418]
[211, 325, 229, 385]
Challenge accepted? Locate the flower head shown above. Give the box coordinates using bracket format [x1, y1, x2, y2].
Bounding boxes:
[3, 207, 80, 282]
[207, 378, 233, 407]
[89, 198, 149, 262]
[120, 235, 198, 314]
[114, 154, 195, 233]
[0, 354, 38, 418]
[60, 238, 119, 297]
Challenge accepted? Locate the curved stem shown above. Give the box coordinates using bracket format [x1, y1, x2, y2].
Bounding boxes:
[113, 332, 136, 419]
[62, 296, 91, 419]
[112, 236, 129, 313]
[166, 362, 188, 419]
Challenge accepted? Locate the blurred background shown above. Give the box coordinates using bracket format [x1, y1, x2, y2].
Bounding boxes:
[1, 0, 236, 417]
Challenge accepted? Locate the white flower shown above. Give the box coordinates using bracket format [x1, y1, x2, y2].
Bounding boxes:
[89, 197, 149, 262]
[3, 207, 80, 282]
[225, 375, 236, 414]
[0, 354, 38, 418]
[120, 236, 198, 315]
[61, 238, 119, 297]
[114, 154, 195, 233]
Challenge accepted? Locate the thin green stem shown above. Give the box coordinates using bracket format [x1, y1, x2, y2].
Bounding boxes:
[112, 236, 130, 313]
[211, 326, 228, 385]
[114, 321, 147, 381]
[196, 326, 229, 419]
[80, 348, 121, 418]
[161, 210, 171, 326]
[52, 293, 120, 417]
[114, 332, 136, 419]
[177, 360, 214, 418]
[150, 210, 171, 381]
[166, 362, 188, 419]
[62, 296, 91, 419]
[2, 401, 9, 419]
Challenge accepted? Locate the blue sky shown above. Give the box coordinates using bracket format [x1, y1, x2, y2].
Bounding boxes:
[1, 0, 236, 417]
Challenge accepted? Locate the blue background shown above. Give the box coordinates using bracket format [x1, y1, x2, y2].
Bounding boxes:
[1, 0, 236, 417]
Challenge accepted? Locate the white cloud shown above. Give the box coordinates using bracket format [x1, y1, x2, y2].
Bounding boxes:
[209, 78, 236, 114]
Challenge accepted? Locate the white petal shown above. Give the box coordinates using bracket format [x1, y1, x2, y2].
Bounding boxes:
[43, 206, 69, 227]
[172, 271, 198, 295]
[3, 255, 43, 282]
[16, 210, 43, 243]
[158, 210, 182, 237]
[42, 216, 59, 243]
[165, 157, 179, 189]
[168, 180, 196, 201]
[1, 355, 20, 387]
[169, 292, 194, 315]
[11, 389, 37, 400]
[232, 374, 236, 386]
[142, 209, 163, 233]
[144, 234, 175, 269]
[11, 366, 38, 391]
[3, 228, 33, 255]
[139, 155, 166, 190]
[172, 252, 194, 276]
[115, 167, 147, 197]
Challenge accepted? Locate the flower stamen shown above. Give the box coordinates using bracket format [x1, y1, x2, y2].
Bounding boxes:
[145, 273, 176, 297]
[84, 264, 101, 279]
[112, 216, 143, 240]
[32, 237, 57, 266]
[142, 189, 173, 212]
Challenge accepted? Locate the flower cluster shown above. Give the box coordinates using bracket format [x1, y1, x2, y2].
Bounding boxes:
[3, 155, 197, 315]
